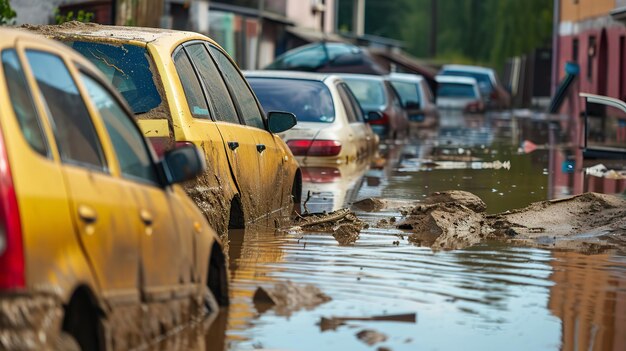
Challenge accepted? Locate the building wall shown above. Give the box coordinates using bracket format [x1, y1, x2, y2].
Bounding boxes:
[561, 0, 616, 22]
[285, 0, 334, 33]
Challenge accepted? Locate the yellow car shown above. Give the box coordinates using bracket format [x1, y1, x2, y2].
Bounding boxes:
[26, 23, 302, 234]
[0, 28, 226, 351]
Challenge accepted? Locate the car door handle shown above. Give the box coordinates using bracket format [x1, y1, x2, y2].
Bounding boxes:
[140, 210, 153, 226]
[228, 141, 239, 150]
[256, 144, 266, 153]
[78, 205, 97, 224]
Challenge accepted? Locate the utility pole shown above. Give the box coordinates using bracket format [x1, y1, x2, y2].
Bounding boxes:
[255, 0, 265, 69]
[429, 0, 437, 57]
[352, 0, 365, 37]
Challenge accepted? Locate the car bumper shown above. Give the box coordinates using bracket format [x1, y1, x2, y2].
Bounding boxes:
[0, 292, 63, 351]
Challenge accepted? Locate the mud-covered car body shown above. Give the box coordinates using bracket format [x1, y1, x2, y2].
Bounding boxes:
[245, 71, 379, 166]
[0, 28, 226, 350]
[27, 23, 301, 234]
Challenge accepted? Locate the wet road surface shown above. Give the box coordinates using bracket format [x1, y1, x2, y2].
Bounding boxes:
[152, 112, 626, 350]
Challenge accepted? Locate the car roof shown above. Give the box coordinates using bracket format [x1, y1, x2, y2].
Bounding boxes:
[337, 73, 385, 82]
[244, 70, 339, 83]
[20, 22, 214, 48]
[387, 72, 424, 83]
[435, 75, 478, 85]
[0, 27, 108, 74]
[441, 64, 495, 74]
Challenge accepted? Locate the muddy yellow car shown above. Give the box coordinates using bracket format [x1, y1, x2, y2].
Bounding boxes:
[27, 23, 302, 234]
[0, 28, 227, 351]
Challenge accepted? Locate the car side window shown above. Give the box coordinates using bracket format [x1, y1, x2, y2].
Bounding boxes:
[337, 84, 358, 123]
[1, 49, 48, 157]
[173, 49, 211, 119]
[343, 83, 366, 122]
[184, 43, 239, 124]
[26, 50, 106, 171]
[208, 45, 265, 130]
[80, 73, 159, 185]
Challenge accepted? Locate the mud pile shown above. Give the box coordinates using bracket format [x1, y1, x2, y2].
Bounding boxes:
[489, 192, 626, 252]
[293, 209, 366, 245]
[397, 191, 492, 250]
[253, 281, 331, 317]
[374, 190, 626, 253]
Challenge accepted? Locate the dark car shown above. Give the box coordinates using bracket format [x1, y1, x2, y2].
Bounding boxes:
[340, 74, 409, 140]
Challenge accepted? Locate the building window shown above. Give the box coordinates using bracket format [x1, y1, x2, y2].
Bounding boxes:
[587, 36, 596, 81]
[572, 38, 579, 62]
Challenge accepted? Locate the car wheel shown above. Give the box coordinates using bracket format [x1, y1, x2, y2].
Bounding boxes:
[62, 289, 104, 351]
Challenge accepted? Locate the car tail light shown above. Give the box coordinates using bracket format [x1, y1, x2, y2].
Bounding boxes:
[0, 127, 25, 289]
[368, 112, 389, 126]
[301, 167, 341, 183]
[464, 100, 484, 113]
[287, 140, 342, 156]
[148, 136, 171, 158]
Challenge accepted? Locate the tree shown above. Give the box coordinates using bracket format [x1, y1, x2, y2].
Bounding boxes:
[0, 0, 16, 25]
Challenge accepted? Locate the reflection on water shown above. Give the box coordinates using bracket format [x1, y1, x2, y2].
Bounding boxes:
[151, 111, 626, 350]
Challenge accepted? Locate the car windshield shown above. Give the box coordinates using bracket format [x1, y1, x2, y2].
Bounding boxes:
[65, 41, 162, 114]
[343, 78, 386, 108]
[390, 80, 420, 107]
[437, 82, 477, 98]
[441, 70, 493, 93]
[248, 78, 335, 123]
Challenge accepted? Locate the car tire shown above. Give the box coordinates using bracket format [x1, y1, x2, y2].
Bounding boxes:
[62, 290, 104, 351]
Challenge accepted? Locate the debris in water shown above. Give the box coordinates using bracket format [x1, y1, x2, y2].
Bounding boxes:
[356, 329, 388, 346]
[253, 281, 331, 317]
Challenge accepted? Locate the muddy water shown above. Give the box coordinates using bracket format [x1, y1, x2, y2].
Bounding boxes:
[151, 112, 626, 350]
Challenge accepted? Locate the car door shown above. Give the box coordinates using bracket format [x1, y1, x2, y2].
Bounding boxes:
[21, 45, 140, 302]
[337, 82, 368, 161]
[206, 44, 287, 219]
[77, 72, 191, 301]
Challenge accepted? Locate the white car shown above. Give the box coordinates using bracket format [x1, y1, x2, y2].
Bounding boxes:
[388, 72, 438, 123]
[439, 64, 511, 109]
[245, 71, 379, 165]
[435, 75, 484, 113]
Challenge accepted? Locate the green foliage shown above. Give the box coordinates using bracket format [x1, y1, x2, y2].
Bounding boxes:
[54, 8, 94, 24]
[0, 0, 17, 25]
[337, 0, 553, 71]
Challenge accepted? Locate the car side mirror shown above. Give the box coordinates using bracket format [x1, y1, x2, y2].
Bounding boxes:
[268, 111, 297, 133]
[162, 143, 206, 185]
[365, 111, 383, 122]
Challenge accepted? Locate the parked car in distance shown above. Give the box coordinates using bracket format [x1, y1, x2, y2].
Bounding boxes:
[388, 72, 438, 123]
[0, 28, 227, 351]
[340, 74, 409, 140]
[435, 75, 485, 113]
[27, 23, 301, 234]
[438, 64, 511, 109]
[245, 71, 379, 165]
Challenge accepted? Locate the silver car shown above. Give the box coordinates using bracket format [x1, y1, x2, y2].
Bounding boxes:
[435, 75, 484, 113]
[245, 71, 379, 166]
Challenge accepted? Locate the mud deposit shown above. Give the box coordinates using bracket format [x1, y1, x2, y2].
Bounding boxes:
[291, 209, 366, 245]
[491, 192, 626, 252]
[359, 190, 626, 253]
[253, 281, 331, 316]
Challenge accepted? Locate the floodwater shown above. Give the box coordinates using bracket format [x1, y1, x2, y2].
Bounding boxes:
[151, 112, 626, 351]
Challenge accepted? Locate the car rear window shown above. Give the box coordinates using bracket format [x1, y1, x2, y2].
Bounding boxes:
[65, 41, 162, 115]
[437, 83, 478, 98]
[343, 78, 386, 108]
[248, 78, 335, 123]
[390, 80, 420, 107]
[440, 70, 493, 92]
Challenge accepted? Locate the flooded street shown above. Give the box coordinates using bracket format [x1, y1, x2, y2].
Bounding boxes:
[153, 112, 626, 351]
